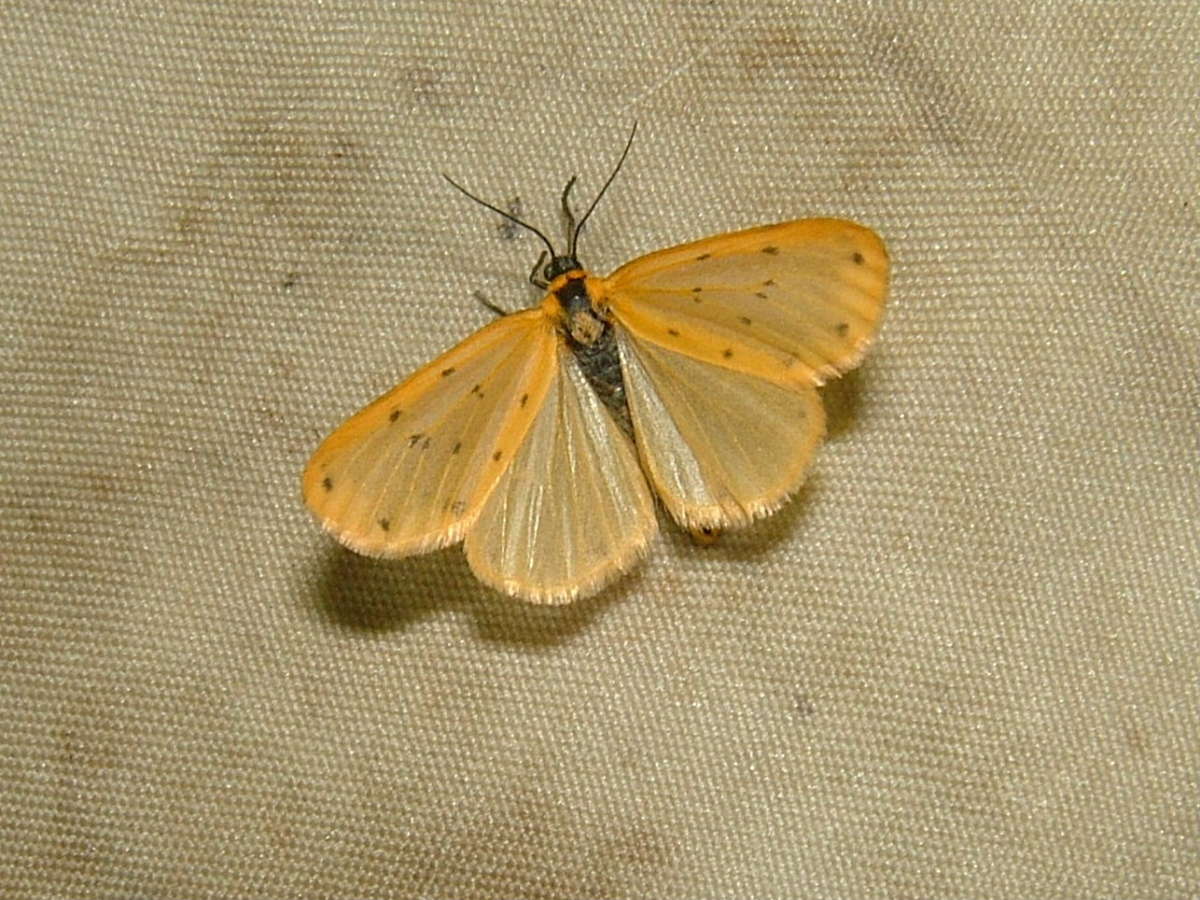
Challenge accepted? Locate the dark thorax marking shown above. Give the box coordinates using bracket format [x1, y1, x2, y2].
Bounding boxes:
[553, 274, 633, 438]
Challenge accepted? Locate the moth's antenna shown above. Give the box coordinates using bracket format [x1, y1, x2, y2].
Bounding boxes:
[569, 121, 638, 257]
[560, 176, 579, 241]
[442, 173, 557, 260]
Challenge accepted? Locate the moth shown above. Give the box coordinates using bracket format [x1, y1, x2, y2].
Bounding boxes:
[303, 127, 889, 602]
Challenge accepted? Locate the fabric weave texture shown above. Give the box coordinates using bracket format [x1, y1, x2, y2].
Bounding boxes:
[2, 1, 1197, 897]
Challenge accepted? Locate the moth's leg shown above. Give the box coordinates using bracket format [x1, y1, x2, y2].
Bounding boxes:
[473, 290, 510, 318]
[528, 250, 548, 290]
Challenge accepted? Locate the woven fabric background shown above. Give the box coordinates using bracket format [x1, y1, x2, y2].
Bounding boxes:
[3, 1, 1197, 897]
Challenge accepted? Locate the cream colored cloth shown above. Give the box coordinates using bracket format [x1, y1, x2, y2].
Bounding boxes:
[3, 2, 1197, 897]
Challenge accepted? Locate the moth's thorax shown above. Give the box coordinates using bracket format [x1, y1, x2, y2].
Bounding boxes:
[543, 270, 610, 348]
[540, 269, 633, 438]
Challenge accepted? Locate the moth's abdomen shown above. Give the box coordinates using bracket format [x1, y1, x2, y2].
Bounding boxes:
[568, 325, 632, 439]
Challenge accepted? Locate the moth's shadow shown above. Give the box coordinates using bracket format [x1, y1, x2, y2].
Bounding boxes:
[820, 367, 865, 440]
[308, 542, 630, 648]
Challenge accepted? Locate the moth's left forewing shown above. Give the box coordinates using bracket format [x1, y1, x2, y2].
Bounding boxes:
[598, 218, 888, 386]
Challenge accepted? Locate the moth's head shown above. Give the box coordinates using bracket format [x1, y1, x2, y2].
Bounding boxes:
[542, 254, 581, 282]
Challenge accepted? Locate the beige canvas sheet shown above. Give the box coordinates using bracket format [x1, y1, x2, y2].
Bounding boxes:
[3, 1, 1197, 897]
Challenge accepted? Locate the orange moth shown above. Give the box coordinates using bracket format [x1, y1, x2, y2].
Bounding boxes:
[302, 126, 889, 603]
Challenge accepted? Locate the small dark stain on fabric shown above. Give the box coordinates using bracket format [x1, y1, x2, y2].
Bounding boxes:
[402, 64, 449, 109]
[497, 196, 523, 241]
[328, 140, 355, 161]
[595, 824, 676, 883]
[1123, 719, 1149, 755]
[738, 24, 847, 83]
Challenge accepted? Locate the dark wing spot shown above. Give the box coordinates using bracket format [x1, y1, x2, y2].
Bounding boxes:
[492, 449, 503, 461]
[321, 476, 333, 491]
[754, 292, 767, 299]
[388, 409, 400, 423]
[763, 279, 776, 287]
[451, 500, 467, 515]
[441, 367, 456, 377]
[722, 348, 734, 359]
[451, 440, 462, 454]
[836, 322, 850, 336]
[852, 251, 864, 265]
[421, 436, 431, 450]
[667, 328, 680, 337]
[696, 252, 712, 261]
[761, 245, 780, 255]
[471, 384, 484, 398]
[739, 316, 752, 325]
[519, 392, 528, 408]
[691, 286, 703, 293]
[379, 518, 390, 531]
[408, 433, 423, 447]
